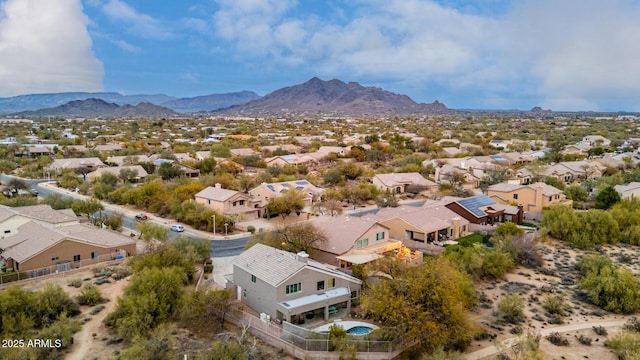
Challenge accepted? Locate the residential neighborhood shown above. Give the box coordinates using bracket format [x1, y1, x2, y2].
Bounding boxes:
[3, 111, 640, 359]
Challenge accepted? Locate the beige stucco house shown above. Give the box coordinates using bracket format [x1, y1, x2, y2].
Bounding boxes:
[372, 172, 438, 194]
[487, 182, 572, 213]
[0, 222, 136, 275]
[232, 243, 362, 323]
[194, 184, 258, 218]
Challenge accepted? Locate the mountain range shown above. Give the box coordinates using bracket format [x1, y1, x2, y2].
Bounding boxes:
[1, 78, 448, 118]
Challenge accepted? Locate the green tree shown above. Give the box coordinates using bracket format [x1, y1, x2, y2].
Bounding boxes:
[250, 223, 327, 255]
[362, 257, 476, 350]
[564, 184, 588, 202]
[494, 222, 524, 237]
[595, 186, 621, 209]
[71, 197, 104, 221]
[581, 265, 640, 314]
[497, 294, 525, 324]
[105, 267, 187, 339]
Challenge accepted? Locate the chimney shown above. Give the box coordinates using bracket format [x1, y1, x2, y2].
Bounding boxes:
[215, 183, 222, 189]
[296, 251, 309, 264]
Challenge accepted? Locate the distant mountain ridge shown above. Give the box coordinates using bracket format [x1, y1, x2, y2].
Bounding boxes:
[0, 91, 259, 114]
[218, 77, 448, 116]
[14, 98, 178, 118]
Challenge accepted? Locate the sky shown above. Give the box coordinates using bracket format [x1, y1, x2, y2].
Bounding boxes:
[1, 0, 640, 111]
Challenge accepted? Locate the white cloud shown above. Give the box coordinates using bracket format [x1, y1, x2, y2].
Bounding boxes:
[0, 0, 103, 97]
[100, 0, 172, 39]
[211, 0, 640, 110]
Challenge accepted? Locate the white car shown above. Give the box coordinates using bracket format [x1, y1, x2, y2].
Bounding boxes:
[170, 224, 184, 232]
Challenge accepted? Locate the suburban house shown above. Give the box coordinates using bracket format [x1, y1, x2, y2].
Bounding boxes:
[582, 135, 611, 147]
[487, 182, 572, 213]
[614, 182, 640, 200]
[265, 154, 318, 167]
[249, 180, 324, 209]
[232, 243, 362, 324]
[194, 184, 259, 219]
[0, 221, 136, 275]
[0, 204, 79, 237]
[230, 148, 260, 157]
[86, 165, 149, 183]
[372, 202, 470, 245]
[541, 161, 602, 183]
[47, 157, 106, 173]
[308, 215, 420, 269]
[106, 155, 152, 166]
[372, 172, 438, 194]
[445, 195, 523, 225]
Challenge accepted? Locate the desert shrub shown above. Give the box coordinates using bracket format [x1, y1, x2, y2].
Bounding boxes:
[421, 347, 466, 360]
[581, 265, 640, 314]
[624, 317, 640, 332]
[111, 266, 132, 280]
[76, 284, 104, 306]
[34, 313, 81, 359]
[578, 335, 592, 345]
[546, 332, 569, 346]
[605, 331, 640, 359]
[577, 254, 614, 276]
[247, 225, 256, 234]
[67, 278, 82, 288]
[592, 325, 608, 336]
[542, 295, 567, 316]
[497, 294, 525, 324]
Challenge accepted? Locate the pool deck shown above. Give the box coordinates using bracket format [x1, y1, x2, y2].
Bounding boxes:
[313, 320, 379, 333]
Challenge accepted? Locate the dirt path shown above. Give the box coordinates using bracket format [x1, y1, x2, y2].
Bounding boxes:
[66, 279, 127, 360]
[465, 320, 626, 360]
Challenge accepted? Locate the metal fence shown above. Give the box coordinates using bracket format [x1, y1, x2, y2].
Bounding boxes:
[228, 310, 396, 354]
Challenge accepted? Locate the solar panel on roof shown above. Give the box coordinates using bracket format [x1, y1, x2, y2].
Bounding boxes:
[267, 185, 275, 192]
[282, 155, 297, 160]
[490, 155, 507, 161]
[281, 183, 289, 187]
[295, 180, 309, 185]
[458, 196, 495, 217]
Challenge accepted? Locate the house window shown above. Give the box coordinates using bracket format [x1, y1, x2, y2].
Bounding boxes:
[3, 230, 9, 234]
[548, 196, 552, 202]
[286, 282, 302, 295]
[462, 225, 467, 232]
[251, 274, 256, 283]
[240, 200, 245, 205]
[91, 252, 98, 259]
[328, 278, 335, 288]
[51, 256, 59, 261]
[73, 254, 80, 262]
[207, 199, 211, 205]
[513, 194, 518, 200]
[317, 280, 325, 291]
[356, 238, 369, 249]
[376, 232, 385, 241]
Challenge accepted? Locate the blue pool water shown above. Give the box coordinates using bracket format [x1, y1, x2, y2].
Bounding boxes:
[346, 326, 374, 335]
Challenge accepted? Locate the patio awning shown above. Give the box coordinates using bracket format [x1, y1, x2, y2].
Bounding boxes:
[336, 253, 381, 265]
[280, 287, 350, 311]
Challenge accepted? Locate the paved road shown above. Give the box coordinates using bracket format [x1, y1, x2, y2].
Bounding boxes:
[464, 320, 626, 360]
[2, 175, 253, 257]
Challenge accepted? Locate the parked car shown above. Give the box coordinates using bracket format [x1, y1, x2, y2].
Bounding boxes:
[135, 213, 148, 221]
[30, 188, 39, 196]
[170, 224, 185, 232]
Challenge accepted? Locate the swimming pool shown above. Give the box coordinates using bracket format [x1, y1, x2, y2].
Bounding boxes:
[314, 321, 379, 336]
[346, 325, 374, 335]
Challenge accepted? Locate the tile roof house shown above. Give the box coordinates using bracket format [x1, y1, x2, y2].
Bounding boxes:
[0, 204, 79, 238]
[0, 221, 136, 274]
[308, 215, 411, 269]
[87, 165, 149, 183]
[47, 158, 106, 172]
[230, 148, 259, 157]
[488, 182, 572, 213]
[372, 173, 438, 194]
[249, 180, 324, 209]
[614, 182, 640, 200]
[445, 195, 523, 225]
[372, 203, 470, 246]
[106, 155, 152, 166]
[232, 243, 361, 323]
[194, 183, 259, 219]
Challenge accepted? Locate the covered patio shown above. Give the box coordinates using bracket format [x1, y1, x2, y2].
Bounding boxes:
[275, 287, 356, 323]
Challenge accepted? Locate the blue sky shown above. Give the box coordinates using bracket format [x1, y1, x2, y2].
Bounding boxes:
[1, 0, 640, 111]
